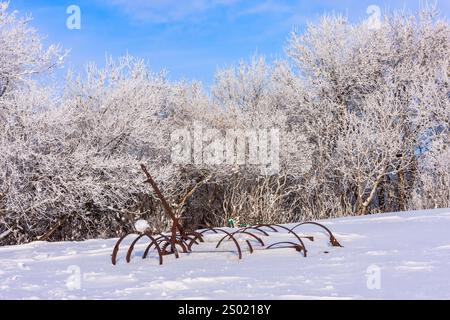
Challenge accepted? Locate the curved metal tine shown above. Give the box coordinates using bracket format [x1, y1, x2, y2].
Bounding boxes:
[152, 234, 174, 255]
[187, 227, 232, 249]
[202, 229, 243, 259]
[218, 230, 265, 247]
[142, 235, 166, 259]
[183, 239, 197, 249]
[161, 234, 190, 253]
[179, 233, 206, 249]
[196, 226, 220, 234]
[151, 242, 164, 265]
[179, 237, 198, 248]
[160, 241, 173, 255]
[185, 230, 206, 239]
[253, 224, 279, 232]
[289, 222, 342, 247]
[266, 241, 305, 254]
[161, 239, 188, 257]
[262, 224, 308, 257]
[175, 240, 188, 253]
[141, 233, 175, 258]
[238, 226, 270, 236]
[155, 233, 173, 242]
[187, 237, 199, 251]
[139, 236, 165, 265]
[161, 240, 179, 259]
[154, 233, 183, 258]
[111, 233, 140, 265]
[176, 235, 197, 248]
[267, 241, 302, 249]
[182, 231, 205, 243]
[126, 232, 162, 263]
[246, 240, 254, 254]
[239, 231, 265, 246]
[182, 236, 199, 246]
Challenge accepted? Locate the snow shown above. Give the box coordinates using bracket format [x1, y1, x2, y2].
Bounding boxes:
[1, 209, 450, 299]
[134, 220, 150, 233]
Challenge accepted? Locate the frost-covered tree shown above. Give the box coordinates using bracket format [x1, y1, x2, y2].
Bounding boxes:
[0, 2, 63, 98]
[1, 52, 213, 243]
[286, 7, 450, 216]
[0, 2, 65, 243]
[412, 136, 450, 209]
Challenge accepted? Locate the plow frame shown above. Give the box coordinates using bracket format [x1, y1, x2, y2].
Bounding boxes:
[112, 164, 342, 265]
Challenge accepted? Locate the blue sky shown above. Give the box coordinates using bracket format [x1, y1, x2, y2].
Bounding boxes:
[8, 0, 450, 86]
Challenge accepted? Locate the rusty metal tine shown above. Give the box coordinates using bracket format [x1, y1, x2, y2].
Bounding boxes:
[229, 230, 265, 247]
[155, 233, 173, 242]
[142, 235, 165, 258]
[187, 237, 199, 251]
[266, 241, 306, 255]
[290, 222, 343, 247]
[239, 226, 270, 236]
[262, 224, 308, 257]
[198, 227, 221, 235]
[182, 231, 205, 243]
[254, 224, 279, 232]
[152, 241, 164, 265]
[186, 238, 202, 248]
[123, 234, 164, 265]
[176, 240, 188, 253]
[111, 233, 139, 265]
[160, 241, 171, 255]
[246, 240, 254, 254]
[185, 230, 205, 239]
[126, 233, 177, 263]
[177, 235, 198, 247]
[267, 241, 302, 249]
[213, 230, 243, 259]
[179, 238, 196, 248]
[153, 234, 176, 257]
[126, 233, 150, 263]
[161, 239, 188, 256]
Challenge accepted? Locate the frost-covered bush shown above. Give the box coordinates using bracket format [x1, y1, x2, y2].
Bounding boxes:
[0, 2, 66, 243]
[286, 8, 450, 216]
[1, 52, 213, 243]
[411, 137, 450, 209]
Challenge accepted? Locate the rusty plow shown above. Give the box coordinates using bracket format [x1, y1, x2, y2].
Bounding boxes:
[111, 165, 343, 265]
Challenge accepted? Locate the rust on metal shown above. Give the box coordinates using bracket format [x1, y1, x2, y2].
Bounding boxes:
[126, 233, 164, 264]
[239, 226, 270, 237]
[216, 230, 265, 248]
[246, 240, 254, 254]
[266, 242, 304, 253]
[290, 222, 343, 247]
[111, 164, 343, 265]
[112, 233, 139, 265]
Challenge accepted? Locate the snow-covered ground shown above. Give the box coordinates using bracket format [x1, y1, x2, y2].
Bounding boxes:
[1, 209, 450, 300]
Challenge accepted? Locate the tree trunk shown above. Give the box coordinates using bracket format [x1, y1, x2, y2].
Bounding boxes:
[358, 173, 384, 215]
